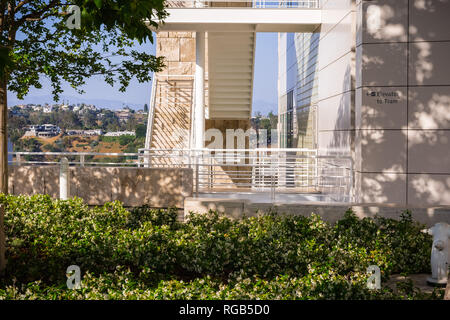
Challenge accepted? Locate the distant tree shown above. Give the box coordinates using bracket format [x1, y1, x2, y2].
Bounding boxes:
[144, 103, 149, 113]
[58, 110, 82, 129]
[135, 124, 147, 138]
[15, 137, 42, 153]
[268, 111, 278, 129]
[101, 110, 121, 131]
[125, 116, 137, 131]
[42, 143, 62, 152]
[7, 109, 27, 145]
[118, 134, 134, 146]
[81, 110, 97, 129]
[260, 118, 271, 131]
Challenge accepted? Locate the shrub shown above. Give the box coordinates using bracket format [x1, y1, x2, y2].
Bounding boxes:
[0, 195, 440, 300]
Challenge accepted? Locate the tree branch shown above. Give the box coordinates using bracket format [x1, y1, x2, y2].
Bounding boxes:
[24, 11, 60, 22]
[14, 0, 32, 13]
[14, 0, 60, 29]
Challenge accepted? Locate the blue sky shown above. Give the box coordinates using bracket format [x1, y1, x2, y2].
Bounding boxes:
[9, 33, 278, 115]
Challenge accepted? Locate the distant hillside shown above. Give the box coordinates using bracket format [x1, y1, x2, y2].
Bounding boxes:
[8, 94, 146, 111]
[18, 134, 146, 165]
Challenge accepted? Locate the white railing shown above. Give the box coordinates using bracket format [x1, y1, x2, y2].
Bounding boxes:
[10, 148, 353, 202]
[144, 74, 158, 150]
[165, 0, 320, 9]
[138, 148, 353, 202]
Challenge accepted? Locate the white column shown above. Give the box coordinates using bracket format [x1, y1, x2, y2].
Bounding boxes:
[60, 157, 70, 200]
[194, 31, 205, 150]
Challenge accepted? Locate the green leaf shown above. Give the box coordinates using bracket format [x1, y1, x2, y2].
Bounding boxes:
[94, 0, 103, 9]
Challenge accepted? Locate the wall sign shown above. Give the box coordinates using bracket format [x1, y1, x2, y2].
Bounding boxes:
[366, 90, 400, 105]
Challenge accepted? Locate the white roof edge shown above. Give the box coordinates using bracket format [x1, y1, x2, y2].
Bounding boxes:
[149, 8, 321, 31]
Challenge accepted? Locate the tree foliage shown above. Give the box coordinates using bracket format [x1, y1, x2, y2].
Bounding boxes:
[1, 0, 167, 101]
[0, 0, 169, 273]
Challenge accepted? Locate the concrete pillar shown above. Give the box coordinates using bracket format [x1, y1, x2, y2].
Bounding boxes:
[60, 157, 70, 200]
[194, 31, 205, 150]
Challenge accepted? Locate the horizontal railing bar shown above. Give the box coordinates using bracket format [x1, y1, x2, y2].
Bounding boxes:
[13, 152, 139, 157]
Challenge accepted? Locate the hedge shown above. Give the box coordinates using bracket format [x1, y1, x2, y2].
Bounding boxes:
[0, 194, 444, 300]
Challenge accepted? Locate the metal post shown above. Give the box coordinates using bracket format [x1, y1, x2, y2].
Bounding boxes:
[271, 170, 275, 202]
[60, 157, 70, 200]
[149, 151, 152, 168]
[195, 157, 199, 197]
[209, 156, 212, 190]
[80, 154, 85, 167]
[306, 152, 309, 190]
[314, 151, 319, 190]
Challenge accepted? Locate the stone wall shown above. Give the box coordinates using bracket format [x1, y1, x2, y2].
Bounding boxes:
[9, 166, 193, 208]
[157, 31, 197, 77]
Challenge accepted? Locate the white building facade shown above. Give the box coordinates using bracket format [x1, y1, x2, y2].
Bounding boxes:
[148, 0, 450, 207]
[277, 0, 450, 207]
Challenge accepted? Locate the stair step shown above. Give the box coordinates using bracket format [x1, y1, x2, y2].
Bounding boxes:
[210, 47, 254, 55]
[211, 65, 253, 73]
[210, 74, 253, 81]
[209, 79, 252, 86]
[210, 98, 252, 104]
[209, 104, 251, 111]
[210, 86, 252, 93]
[209, 110, 251, 119]
[210, 59, 253, 66]
[211, 92, 252, 99]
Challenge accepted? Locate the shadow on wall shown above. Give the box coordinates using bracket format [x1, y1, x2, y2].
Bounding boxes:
[325, 65, 353, 157]
[354, 0, 450, 207]
[8, 166, 193, 208]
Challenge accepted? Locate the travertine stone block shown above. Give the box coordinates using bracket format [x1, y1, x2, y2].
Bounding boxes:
[9, 166, 46, 195]
[157, 32, 168, 38]
[71, 167, 114, 205]
[180, 38, 195, 62]
[43, 166, 59, 198]
[157, 38, 180, 61]
[174, 32, 194, 38]
[168, 61, 193, 75]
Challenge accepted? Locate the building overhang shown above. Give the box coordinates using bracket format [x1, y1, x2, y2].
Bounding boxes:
[150, 8, 322, 32]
